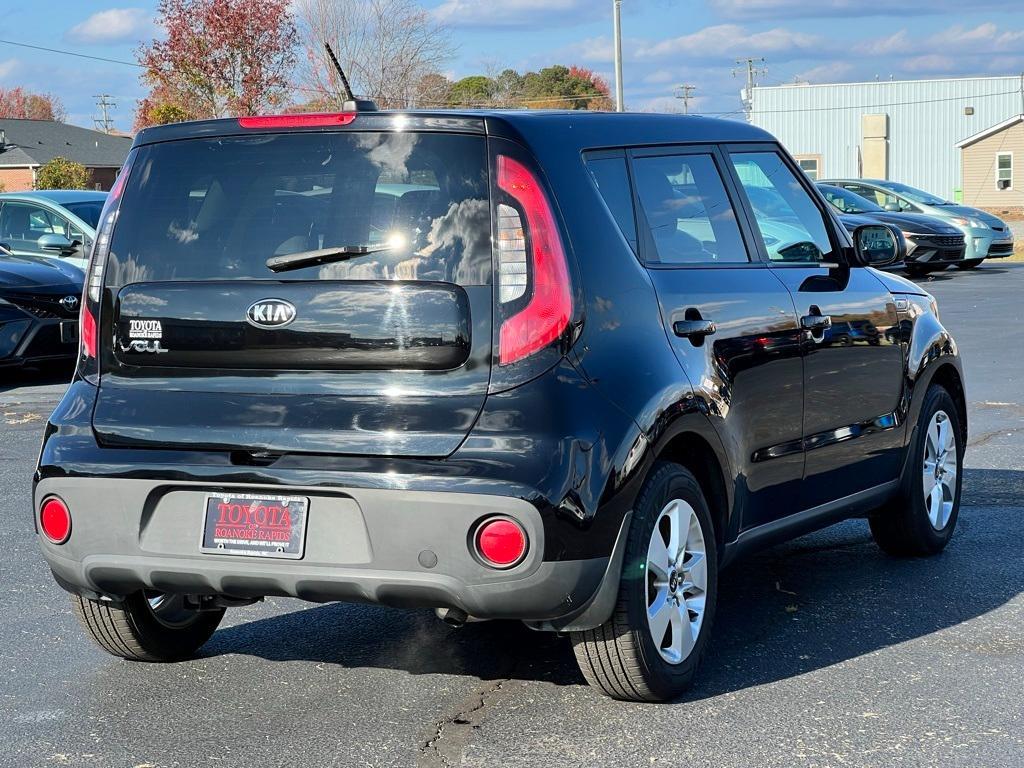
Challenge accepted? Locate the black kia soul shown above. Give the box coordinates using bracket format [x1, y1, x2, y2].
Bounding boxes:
[34, 110, 966, 702]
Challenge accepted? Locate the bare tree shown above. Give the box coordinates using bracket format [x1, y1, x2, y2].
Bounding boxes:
[296, 0, 454, 109]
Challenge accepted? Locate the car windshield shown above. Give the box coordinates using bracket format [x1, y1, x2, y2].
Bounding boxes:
[62, 200, 105, 229]
[875, 181, 949, 206]
[818, 185, 883, 214]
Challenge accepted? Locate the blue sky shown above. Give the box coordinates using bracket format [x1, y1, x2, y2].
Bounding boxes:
[1, 0, 1023, 131]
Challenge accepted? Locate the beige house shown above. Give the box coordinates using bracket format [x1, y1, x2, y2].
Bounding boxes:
[956, 114, 1024, 214]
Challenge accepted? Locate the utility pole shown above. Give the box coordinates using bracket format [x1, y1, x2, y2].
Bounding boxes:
[613, 0, 624, 112]
[732, 57, 767, 121]
[93, 94, 116, 133]
[675, 84, 696, 114]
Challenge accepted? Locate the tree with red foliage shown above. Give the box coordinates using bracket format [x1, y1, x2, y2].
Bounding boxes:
[0, 87, 66, 121]
[135, 0, 298, 130]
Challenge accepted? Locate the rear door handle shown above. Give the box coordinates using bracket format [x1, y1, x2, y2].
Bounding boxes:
[673, 319, 717, 340]
[800, 312, 832, 332]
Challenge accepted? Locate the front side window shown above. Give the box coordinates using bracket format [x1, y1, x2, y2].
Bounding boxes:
[997, 153, 1013, 188]
[731, 152, 835, 264]
[0, 202, 68, 254]
[632, 153, 749, 265]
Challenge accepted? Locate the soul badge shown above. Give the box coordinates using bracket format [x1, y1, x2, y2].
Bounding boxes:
[121, 318, 169, 354]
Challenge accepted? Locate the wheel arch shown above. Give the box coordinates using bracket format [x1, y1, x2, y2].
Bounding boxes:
[928, 362, 967, 443]
[654, 429, 732, 559]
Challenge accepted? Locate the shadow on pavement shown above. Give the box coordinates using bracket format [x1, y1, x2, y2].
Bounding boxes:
[0, 362, 73, 395]
[201, 468, 1024, 700]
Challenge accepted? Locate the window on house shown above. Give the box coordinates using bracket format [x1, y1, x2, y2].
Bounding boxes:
[997, 153, 1012, 189]
[795, 155, 821, 180]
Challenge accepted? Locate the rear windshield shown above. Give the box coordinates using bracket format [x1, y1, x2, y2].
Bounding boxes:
[105, 132, 491, 286]
[63, 200, 105, 229]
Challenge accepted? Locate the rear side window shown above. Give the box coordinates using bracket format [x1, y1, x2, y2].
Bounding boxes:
[632, 153, 749, 265]
[585, 155, 637, 253]
[105, 132, 491, 287]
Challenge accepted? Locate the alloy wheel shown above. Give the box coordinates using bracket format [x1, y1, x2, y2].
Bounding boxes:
[922, 409, 958, 530]
[645, 499, 708, 665]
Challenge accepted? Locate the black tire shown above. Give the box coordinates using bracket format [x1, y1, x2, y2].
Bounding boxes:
[72, 591, 225, 661]
[869, 384, 964, 557]
[570, 461, 718, 702]
[955, 259, 984, 270]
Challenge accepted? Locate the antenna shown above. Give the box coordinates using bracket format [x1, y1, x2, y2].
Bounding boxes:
[323, 42, 377, 111]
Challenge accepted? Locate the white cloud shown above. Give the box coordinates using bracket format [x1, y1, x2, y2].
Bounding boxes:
[636, 24, 821, 60]
[855, 30, 910, 56]
[66, 8, 152, 45]
[0, 59, 19, 82]
[709, 0, 1022, 19]
[902, 54, 956, 73]
[794, 61, 853, 83]
[433, 0, 589, 28]
[929, 23, 1024, 52]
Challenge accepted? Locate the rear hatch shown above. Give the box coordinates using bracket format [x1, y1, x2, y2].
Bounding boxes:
[93, 123, 493, 457]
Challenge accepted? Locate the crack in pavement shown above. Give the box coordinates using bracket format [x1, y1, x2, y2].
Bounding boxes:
[418, 678, 509, 768]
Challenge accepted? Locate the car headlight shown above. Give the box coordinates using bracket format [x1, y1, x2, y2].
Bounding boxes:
[951, 216, 987, 229]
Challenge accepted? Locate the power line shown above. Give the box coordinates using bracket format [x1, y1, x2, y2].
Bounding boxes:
[696, 87, 1022, 116]
[0, 38, 143, 68]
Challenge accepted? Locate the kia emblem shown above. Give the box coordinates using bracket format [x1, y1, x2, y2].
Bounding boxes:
[246, 298, 297, 329]
[61, 295, 79, 312]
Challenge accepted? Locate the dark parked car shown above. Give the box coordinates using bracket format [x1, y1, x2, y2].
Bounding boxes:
[818, 184, 966, 275]
[0, 245, 83, 368]
[34, 111, 966, 702]
[822, 179, 1010, 269]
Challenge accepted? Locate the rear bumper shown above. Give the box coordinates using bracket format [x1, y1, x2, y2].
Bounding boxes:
[35, 476, 609, 623]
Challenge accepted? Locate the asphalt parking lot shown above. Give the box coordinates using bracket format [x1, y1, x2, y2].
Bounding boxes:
[2, 263, 1022, 768]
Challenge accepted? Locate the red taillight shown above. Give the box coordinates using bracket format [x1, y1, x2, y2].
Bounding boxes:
[80, 303, 97, 359]
[40, 497, 71, 544]
[238, 113, 357, 129]
[496, 155, 572, 366]
[474, 518, 527, 568]
[78, 149, 135, 382]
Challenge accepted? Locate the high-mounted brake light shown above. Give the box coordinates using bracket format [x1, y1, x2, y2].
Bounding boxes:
[238, 113, 357, 129]
[496, 155, 572, 366]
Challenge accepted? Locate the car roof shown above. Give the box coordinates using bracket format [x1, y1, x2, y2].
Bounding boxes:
[0, 190, 107, 204]
[133, 110, 776, 152]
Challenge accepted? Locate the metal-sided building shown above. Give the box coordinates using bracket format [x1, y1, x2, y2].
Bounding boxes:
[749, 75, 1024, 207]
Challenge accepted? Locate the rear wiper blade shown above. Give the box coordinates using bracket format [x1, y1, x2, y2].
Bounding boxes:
[266, 244, 394, 273]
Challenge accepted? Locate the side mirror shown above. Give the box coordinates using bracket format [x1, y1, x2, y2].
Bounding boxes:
[37, 233, 75, 253]
[853, 224, 900, 268]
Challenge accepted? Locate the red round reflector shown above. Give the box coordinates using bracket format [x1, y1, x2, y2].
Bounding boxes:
[475, 518, 527, 567]
[40, 498, 71, 544]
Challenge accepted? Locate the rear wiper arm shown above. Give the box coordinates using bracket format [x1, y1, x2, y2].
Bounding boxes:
[266, 244, 394, 273]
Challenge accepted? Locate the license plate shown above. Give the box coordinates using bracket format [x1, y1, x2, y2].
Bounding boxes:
[200, 493, 309, 559]
[60, 321, 78, 344]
